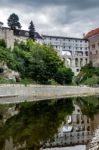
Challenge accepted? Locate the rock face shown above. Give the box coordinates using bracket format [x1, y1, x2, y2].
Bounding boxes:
[0, 62, 20, 81]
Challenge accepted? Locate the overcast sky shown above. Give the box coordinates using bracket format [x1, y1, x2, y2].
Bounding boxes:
[0, 0, 99, 37]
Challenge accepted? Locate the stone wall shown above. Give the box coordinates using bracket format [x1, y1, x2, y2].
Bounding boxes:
[0, 27, 14, 48]
[0, 84, 98, 104]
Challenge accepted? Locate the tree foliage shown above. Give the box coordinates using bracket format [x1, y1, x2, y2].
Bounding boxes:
[28, 21, 35, 41]
[12, 40, 74, 84]
[7, 13, 21, 30]
[75, 63, 99, 85]
[0, 39, 74, 85]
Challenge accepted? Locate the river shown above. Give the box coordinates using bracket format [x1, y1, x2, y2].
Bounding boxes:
[0, 96, 99, 150]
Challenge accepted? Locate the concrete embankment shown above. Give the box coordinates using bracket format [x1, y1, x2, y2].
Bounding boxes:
[0, 84, 99, 104]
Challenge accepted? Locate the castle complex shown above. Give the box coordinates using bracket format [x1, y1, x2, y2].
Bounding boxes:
[0, 21, 98, 75]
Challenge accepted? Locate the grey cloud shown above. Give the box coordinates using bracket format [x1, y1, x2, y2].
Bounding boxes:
[1, 0, 99, 25]
[1, 0, 99, 37]
[1, 0, 99, 10]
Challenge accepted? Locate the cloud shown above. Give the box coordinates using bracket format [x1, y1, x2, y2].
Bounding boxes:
[0, 0, 99, 37]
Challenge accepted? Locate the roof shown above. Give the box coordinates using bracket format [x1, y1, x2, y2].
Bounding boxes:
[15, 29, 43, 39]
[85, 28, 99, 39]
[42, 35, 88, 41]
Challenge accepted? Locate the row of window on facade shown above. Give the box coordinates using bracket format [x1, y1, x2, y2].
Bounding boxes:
[54, 45, 88, 50]
[63, 46, 88, 50]
[90, 50, 98, 55]
[75, 58, 88, 67]
[63, 51, 88, 57]
[75, 51, 88, 56]
[45, 37, 88, 43]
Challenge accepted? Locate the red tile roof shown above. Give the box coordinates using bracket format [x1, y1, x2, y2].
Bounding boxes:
[85, 28, 99, 39]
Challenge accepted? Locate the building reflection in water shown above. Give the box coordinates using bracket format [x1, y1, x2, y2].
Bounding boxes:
[0, 97, 99, 150]
[45, 104, 92, 149]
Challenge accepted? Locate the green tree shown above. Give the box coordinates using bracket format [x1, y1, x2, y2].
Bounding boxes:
[55, 67, 74, 85]
[12, 40, 74, 84]
[28, 21, 35, 41]
[0, 39, 6, 48]
[75, 63, 99, 85]
[7, 13, 21, 30]
[0, 39, 74, 85]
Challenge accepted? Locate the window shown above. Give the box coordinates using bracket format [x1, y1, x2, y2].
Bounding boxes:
[80, 58, 83, 67]
[92, 44, 95, 49]
[85, 47, 87, 50]
[85, 51, 88, 56]
[90, 52, 92, 55]
[25, 32, 29, 36]
[85, 58, 88, 64]
[0, 68, 4, 73]
[75, 58, 78, 67]
[76, 69, 79, 72]
[77, 109, 80, 112]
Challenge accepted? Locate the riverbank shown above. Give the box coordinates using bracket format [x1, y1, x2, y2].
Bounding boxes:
[0, 84, 99, 104]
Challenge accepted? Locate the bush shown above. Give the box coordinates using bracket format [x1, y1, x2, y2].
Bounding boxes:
[48, 79, 58, 85]
[83, 77, 99, 86]
[0, 39, 74, 85]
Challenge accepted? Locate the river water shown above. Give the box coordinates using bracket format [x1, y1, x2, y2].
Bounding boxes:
[0, 96, 99, 150]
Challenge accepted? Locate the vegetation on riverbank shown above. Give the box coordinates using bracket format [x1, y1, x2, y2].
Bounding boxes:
[0, 39, 74, 85]
[75, 63, 99, 86]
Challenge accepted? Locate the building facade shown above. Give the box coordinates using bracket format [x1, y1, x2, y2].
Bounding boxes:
[43, 35, 89, 75]
[85, 28, 99, 67]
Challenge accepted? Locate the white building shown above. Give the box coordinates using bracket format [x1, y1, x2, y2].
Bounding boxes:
[43, 35, 89, 75]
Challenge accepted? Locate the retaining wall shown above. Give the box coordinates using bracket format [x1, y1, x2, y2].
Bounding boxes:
[0, 84, 99, 103]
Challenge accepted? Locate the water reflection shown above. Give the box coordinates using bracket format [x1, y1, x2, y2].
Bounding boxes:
[0, 96, 99, 150]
